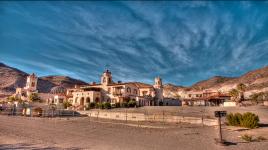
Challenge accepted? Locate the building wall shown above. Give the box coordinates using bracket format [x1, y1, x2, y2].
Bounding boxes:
[72, 91, 101, 106]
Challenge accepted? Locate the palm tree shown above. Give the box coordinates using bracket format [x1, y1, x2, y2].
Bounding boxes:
[237, 83, 247, 102]
[229, 89, 239, 102]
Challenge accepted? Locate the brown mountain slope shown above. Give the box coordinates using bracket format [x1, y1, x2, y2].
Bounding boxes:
[163, 65, 268, 96]
[0, 62, 88, 96]
[190, 76, 236, 90]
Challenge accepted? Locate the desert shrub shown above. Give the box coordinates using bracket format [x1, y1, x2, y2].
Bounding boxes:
[88, 102, 96, 109]
[115, 102, 121, 108]
[226, 112, 259, 129]
[226, 113, 242, 126]
[103, 102, 111, 109]
[29, 93, 41, 102]
[240, 112, 259, 129]
[96, 102, 104, 109]
[241, 134, 253, 142]
[121, 102, 128, 108]
[128, 100, 136, 107]
[63, 101, 72, 109]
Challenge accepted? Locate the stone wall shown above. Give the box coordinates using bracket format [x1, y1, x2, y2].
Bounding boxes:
[78, 110, 218, 126]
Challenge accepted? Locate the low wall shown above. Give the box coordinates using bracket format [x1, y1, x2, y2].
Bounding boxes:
[78, 110, 218, 126]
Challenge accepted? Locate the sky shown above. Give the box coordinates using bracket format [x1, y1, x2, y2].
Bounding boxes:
[0, 1, 268, 86]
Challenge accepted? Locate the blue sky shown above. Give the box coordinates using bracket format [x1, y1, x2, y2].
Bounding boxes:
[0, 1, 268, 86]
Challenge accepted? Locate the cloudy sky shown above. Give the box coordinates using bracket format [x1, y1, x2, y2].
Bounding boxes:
[0, 1, 268, 86]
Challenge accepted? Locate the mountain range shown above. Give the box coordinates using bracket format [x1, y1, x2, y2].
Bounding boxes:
[0, 62, 87, 98]
[0, 62, 268, 98]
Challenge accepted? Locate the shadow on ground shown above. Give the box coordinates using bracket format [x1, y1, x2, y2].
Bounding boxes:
[0, 143, 82, 150]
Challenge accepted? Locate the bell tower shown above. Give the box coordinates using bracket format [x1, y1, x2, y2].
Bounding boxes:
[154, 77, 163, 105]
[154, 76, 162, 89]
[25, 73, 38, 91]
[101, 70, 113, 85]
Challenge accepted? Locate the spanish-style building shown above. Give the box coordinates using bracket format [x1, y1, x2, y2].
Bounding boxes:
[68, 70, 164, 108]
[15, 73, 38, 101]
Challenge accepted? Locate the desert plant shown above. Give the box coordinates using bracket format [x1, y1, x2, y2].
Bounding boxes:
[128, 100, 136, 107]
[241, 134, 253, 142]
[103, 102, 111, 109]
[63, 101, 72, 109]
[240, 112, 259, 129]
[121, 102, 128, 108]
[115, 102, 120, 108]
[88, 102, 96, 109]
[226, 112, 259, 129]
[229, 89, 239, 102]
[226, 113, 242, 126]
[96, 102, 104, 109]
[29, 93, 41, 102]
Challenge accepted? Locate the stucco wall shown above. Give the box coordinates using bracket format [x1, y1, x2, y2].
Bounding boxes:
[78, 110, 218, 126]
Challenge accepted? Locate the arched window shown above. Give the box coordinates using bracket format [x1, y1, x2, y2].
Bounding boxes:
[127, 87, 131, 93]
[134, 89, 138, 95]
[108, 78, 111, 83]
[103, 77, 106, 83]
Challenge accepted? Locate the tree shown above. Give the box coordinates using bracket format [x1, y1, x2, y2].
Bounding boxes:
[229, 89, 239, 102]
[29, 93, 41, 102]
[237, 83, 246, 92]
[250, 92, 267, 104]
[237, 83, 247, 101]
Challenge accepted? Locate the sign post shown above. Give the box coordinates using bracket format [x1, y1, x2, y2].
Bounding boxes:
[214, 111, 227, 145]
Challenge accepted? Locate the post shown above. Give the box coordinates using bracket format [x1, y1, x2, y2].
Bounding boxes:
[125, 109, 127, 123]
[214, 111, 226, 145]
[218, 116, 222, 142]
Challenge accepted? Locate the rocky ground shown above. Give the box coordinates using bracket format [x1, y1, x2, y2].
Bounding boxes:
[0, 113, 268, 150]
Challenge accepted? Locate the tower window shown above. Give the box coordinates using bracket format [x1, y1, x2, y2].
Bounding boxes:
[103, 77, 106, 83]
[127, 87, 131, 93]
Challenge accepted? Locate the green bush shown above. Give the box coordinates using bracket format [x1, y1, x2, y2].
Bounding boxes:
[96, 102, 104, 109]
[103, 102, 111, 109]
[88, 102, 96, 109]
[63, 101, 72, 109]
[121, 102, 129, 108]
[226, 113, 242, 126]
[128, 100, 136, 107]
[240, 112, 259, 129]
[226, 112, 259, 129]
[115, 102, 121, 108]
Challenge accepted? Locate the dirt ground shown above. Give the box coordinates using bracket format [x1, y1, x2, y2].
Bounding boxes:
[0, 114, 268, 150]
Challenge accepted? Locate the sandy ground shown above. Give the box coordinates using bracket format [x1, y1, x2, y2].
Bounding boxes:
[0, 114, 268, 150]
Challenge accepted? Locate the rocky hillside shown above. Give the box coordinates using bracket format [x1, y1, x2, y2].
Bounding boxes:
[163, 65, 268, 98]
[0, 62, 87, 97]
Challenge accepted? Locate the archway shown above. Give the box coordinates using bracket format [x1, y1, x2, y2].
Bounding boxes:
[86, 97, 90, 103]
[95, 97, 100, 103]
[80, 97, 85, 106]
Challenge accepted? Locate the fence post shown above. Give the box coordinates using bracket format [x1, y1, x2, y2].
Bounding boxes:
[162, 110, 165, 124]
[125, 109, 128, 123]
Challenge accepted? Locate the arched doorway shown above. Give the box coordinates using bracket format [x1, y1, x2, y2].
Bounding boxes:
[95, 97, 100, 103]
[80, 97, 85, 106]
[86, 97, 90, 103]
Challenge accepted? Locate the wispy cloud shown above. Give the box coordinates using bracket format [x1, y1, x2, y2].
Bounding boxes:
[1, 1, 268, 86]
